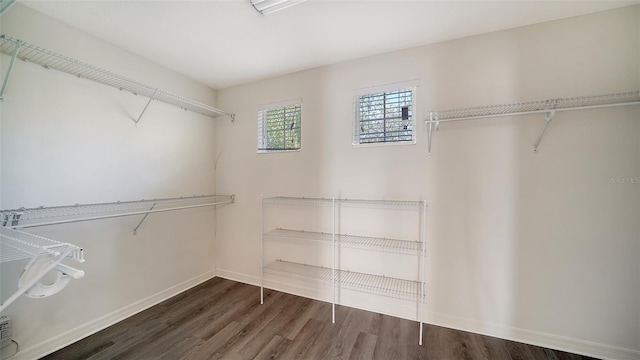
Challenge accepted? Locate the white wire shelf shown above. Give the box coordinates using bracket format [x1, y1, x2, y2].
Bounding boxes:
[0, 227, 84, 264]
[263, 260, 422, 300]
[264, 228, 421, 254]
[428, 91, 640, 122]
[1, 227, 85, 312]
[263, 196, 424, 209]
[1, 194, 235, 229]
[0, 35, 234, 121]
[426, 90, 640, 154]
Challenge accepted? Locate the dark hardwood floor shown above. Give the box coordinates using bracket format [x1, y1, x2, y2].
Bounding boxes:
[42, 278, 598, 360]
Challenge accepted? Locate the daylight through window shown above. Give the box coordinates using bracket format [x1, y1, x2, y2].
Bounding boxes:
[354, 88, 415, 145]
[257, 102, 302, 152]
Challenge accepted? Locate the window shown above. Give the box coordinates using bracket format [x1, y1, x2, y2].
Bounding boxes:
[354, 87, 416, 145]
[257, 101, 302, 153]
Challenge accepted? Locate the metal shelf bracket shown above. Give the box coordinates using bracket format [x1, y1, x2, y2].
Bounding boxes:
[534, 109, 556, 153]
[0, 39, 21, 102]
[427, 112, 439, 155]
[133, 202, 156, 235]
[134, 88, 158, 125]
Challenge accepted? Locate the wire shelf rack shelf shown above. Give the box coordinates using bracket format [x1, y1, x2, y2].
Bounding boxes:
[1, 227, 85, 312]
[425, 90, 640, 154]
[263, 260, 421, 301]
[264, 228, 421, 254]
[0, 227, 84, 264]
[1, 194, 235, 229]
[0, 35, 234, 121]
[263, 196, 423, 209]
[260, 195, 427, 344]
[429, 91, 640, 122]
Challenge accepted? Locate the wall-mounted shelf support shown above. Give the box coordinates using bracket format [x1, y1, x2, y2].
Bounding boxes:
[0, 227, 85, 313]
[426, 90, 640, 155]
[133, 202, 156, 235]
[0, 39, 20, 101]
[135, 88, 158, 125]
[534, 109, 555, 152]
[0, 35, 235, 121]
[0, 0, 17, 16]
[0, 194, 234, 312]
[1, 194, 235, 229]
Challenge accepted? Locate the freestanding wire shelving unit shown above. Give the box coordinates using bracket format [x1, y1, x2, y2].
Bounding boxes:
[0, 35, 235, 123]
[260, 196, 427, 345]
[0, 194, 235, 313]
[426, 90, 640, 154]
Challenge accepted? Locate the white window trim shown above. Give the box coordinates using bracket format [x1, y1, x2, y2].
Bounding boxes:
[257, 98, 303, 154]
[353, 80, 419, 148]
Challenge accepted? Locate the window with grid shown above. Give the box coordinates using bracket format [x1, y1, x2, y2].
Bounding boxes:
[354, 88, 415, 145]
[257, 101, 302, 153]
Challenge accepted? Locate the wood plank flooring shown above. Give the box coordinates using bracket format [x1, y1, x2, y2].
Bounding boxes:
[42, 278, 599, 360]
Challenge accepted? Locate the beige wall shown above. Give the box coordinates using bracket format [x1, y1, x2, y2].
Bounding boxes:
[1, 4, 219, 358]
[215, 6, 640, 359]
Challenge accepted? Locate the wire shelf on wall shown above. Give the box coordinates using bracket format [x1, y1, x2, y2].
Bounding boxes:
[1, 194, 235, 229]
[1, 227, 85, 313]
[0, 35, 234, 121]
[0, 227, 84, 264]
[426, 90, 640, 154]
[264, 228, 422, 254]
[264, 260, 421, 301]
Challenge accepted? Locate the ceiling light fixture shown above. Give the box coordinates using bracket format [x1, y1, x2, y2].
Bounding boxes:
[250, 0, 308, 15]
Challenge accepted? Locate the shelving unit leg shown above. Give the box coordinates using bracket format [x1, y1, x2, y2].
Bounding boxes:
[260, 195, 264, 305]
[419, 200, 427, 345]
[331, 197, 336, 324]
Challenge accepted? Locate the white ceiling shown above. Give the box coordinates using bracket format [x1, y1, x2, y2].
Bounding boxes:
[22, 0, 639, 90]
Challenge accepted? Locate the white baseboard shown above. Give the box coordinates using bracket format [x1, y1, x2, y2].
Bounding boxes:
[10, 270, 217, 360]
[13, 268, 639, 360]
[216, 268, 260, 287]
[216, 267, 640, 360]
[422, 312, 640, 360]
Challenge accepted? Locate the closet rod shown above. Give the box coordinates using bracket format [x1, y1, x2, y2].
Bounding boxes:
[426, 90, 640, 154]
[1, 194, 235, 229]
[0, 35, 235, 122]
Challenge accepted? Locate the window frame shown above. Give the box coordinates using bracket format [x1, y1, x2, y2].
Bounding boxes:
[353, 82, 418, 147]
[257, 99, 302, 154]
